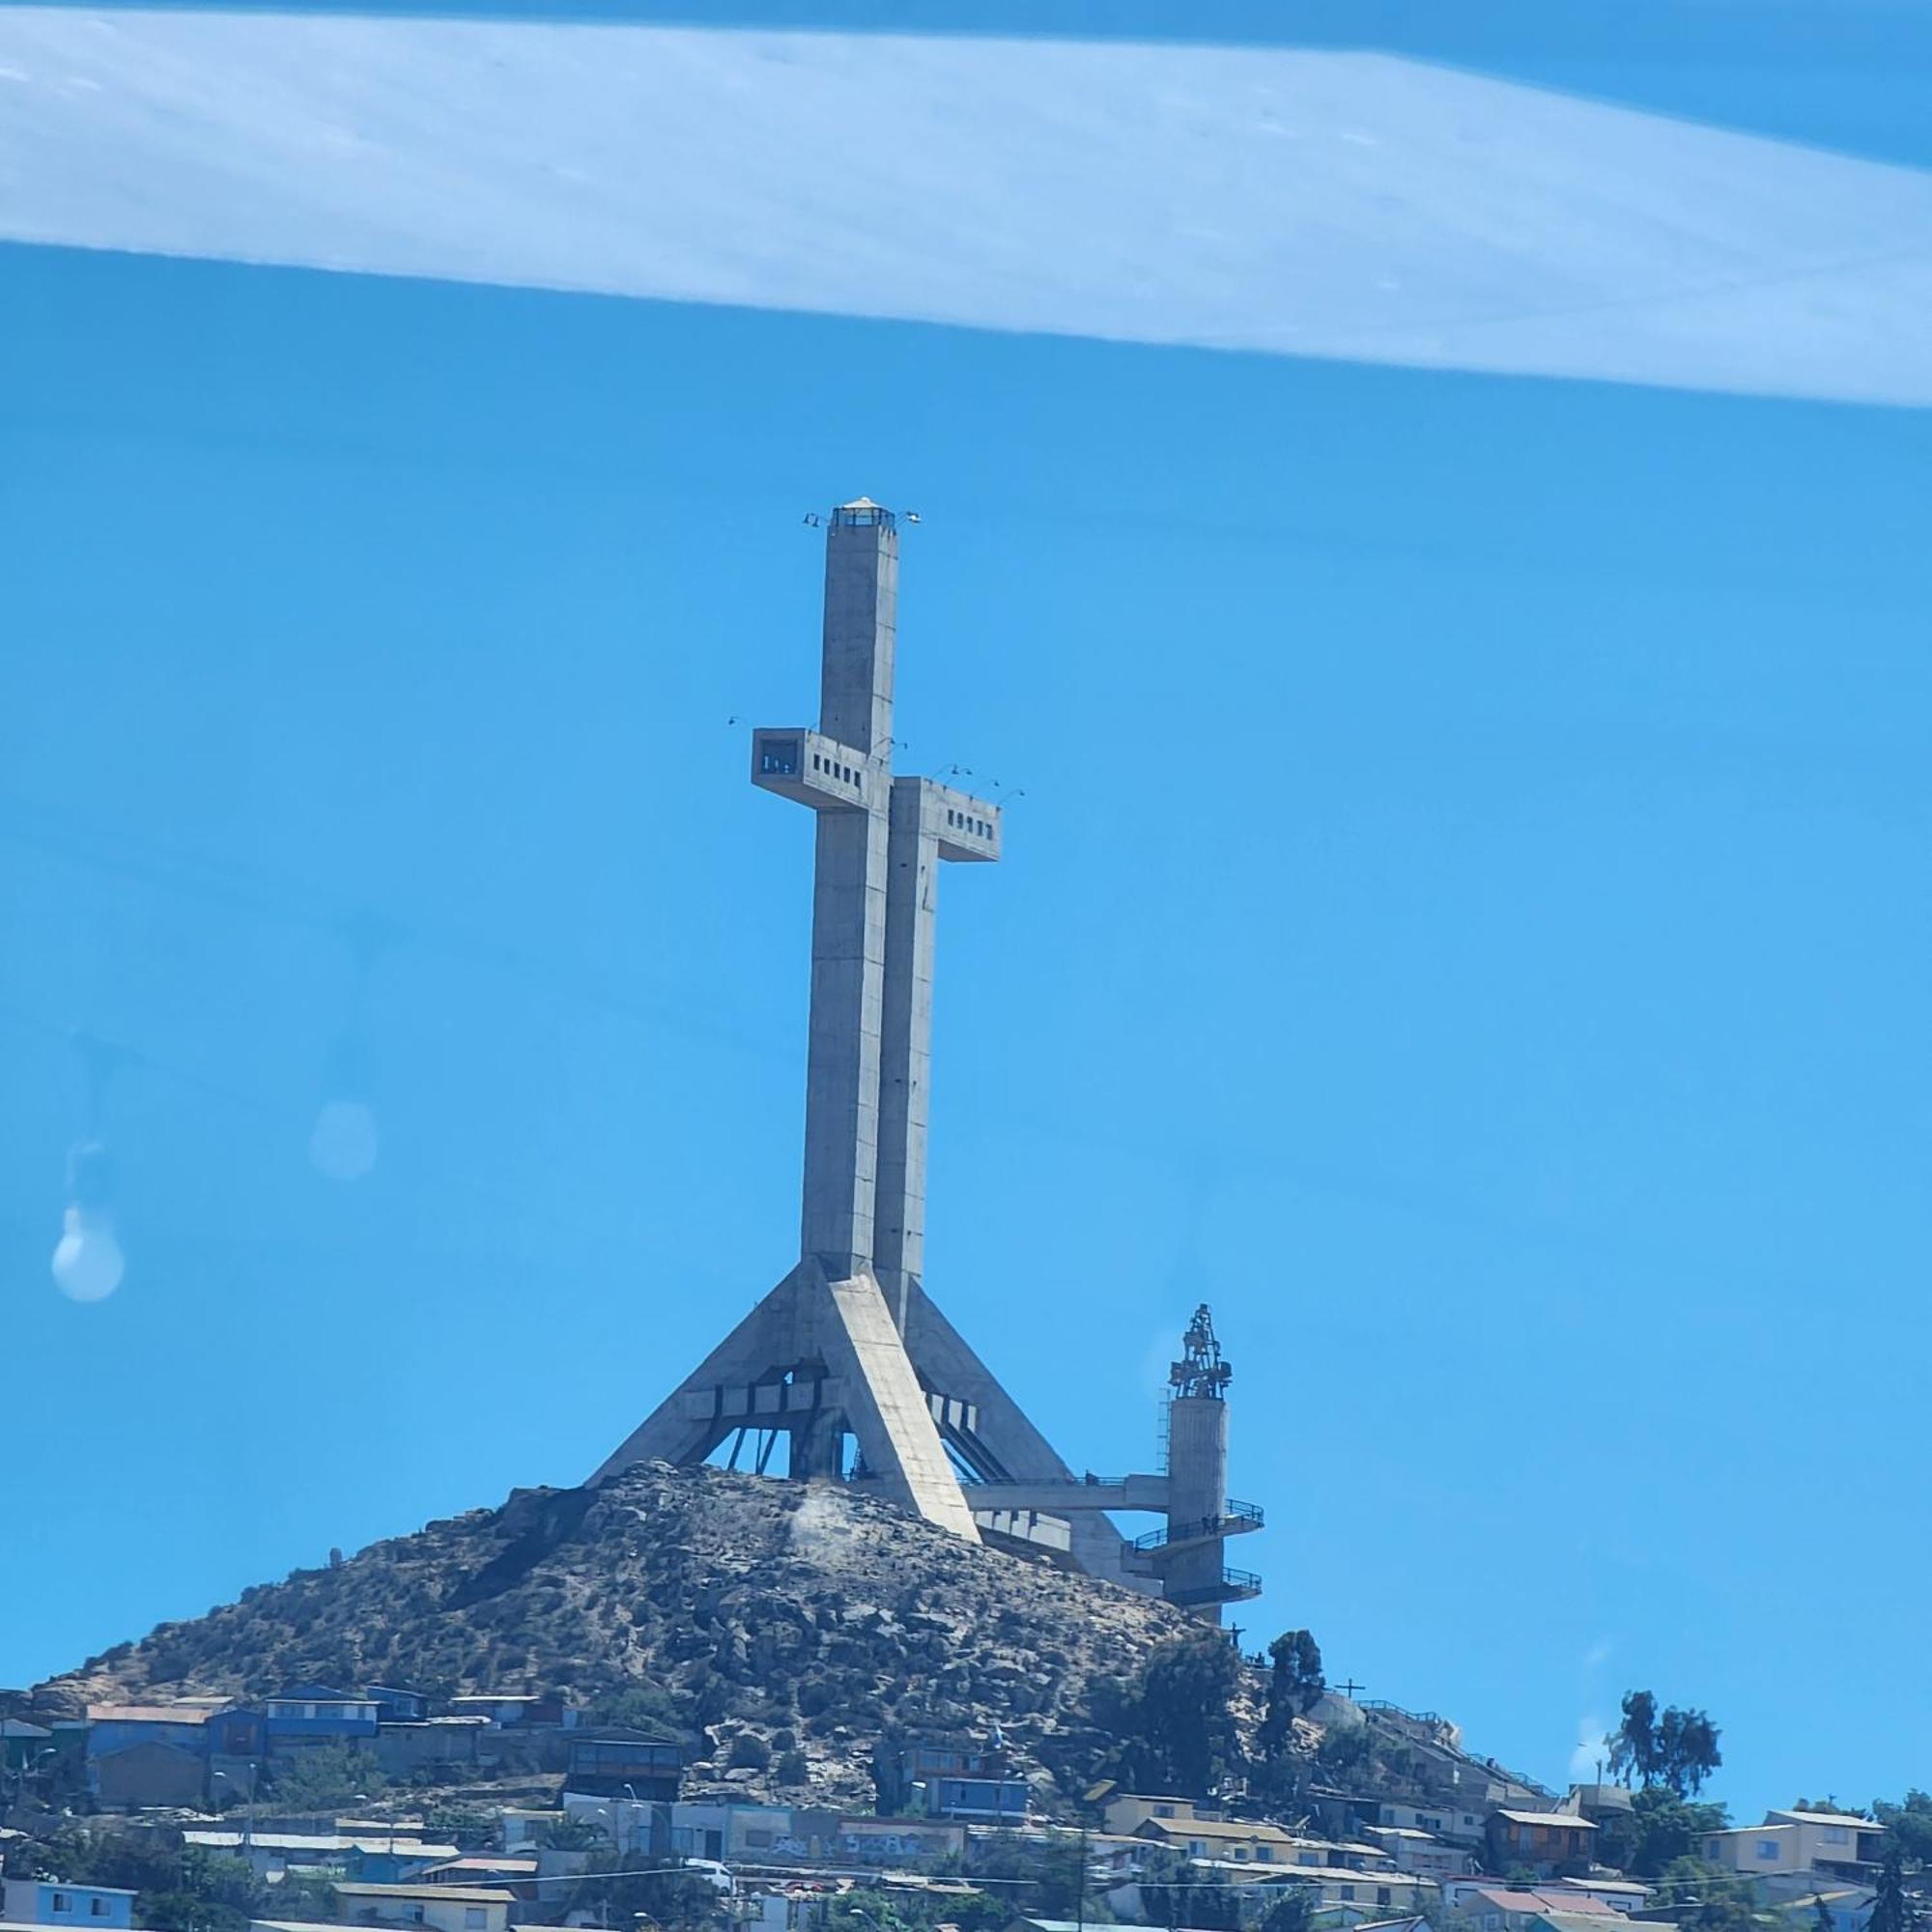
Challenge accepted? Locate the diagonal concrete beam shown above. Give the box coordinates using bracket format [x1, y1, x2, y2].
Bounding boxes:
[588, 1266, 809, 1483]
[812, 1267, 981, 1541]
[901, 1279, 1144, 1587]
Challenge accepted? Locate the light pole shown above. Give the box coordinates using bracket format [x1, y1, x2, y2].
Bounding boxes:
[210, 1762, 260, 1853]
[4, 1747, 58, 1817]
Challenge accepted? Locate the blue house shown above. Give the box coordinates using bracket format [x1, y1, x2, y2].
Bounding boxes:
[874, 1742, 1030, 1822]
[925, 1772, 1030, 1823]
[365, 1685, 430, 1722]
[1, 1718, 53, 1773]
[85, 1703, 216, 1758]
[263, 1685, 380, 1744]
[1, 1880, 136, 1928]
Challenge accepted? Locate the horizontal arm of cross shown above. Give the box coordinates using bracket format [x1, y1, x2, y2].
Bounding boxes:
[918, 777, 1002, 864]
[751, 726, 879, 810]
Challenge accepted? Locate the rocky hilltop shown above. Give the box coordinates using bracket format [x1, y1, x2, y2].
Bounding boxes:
[33, 1464, 1199, 1811]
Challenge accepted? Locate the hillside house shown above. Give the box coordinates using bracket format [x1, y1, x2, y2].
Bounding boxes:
[1775, 1888, 1877, 1932]
[1132, 1816, 1304, 1865]
[85, 1704, 218, 1757]
[1546, 1879, 1648, 1915]
[264, 1688, 380, 1747]
[329, 1883, 513, 1932]
[1485, 1811, 1597, 1877]
[563, 1729, 682, 1797]
[1, 1881, 136, 1929]
[418, 1859, 539, 1896]
[1436, 1886, 1620, 1932]
[1102, 1795, 1210, 1836]
[875, 1743, 1024, 1820]
[1702, 1813, 1888, 1879]
[92, 1741, 206, 1809]
[1359, 1828, 1471, 1878]
[184, 1833, 458, 1885]
[1273, 1870, 1435, 1916]
[1322, 1798, 1492, 1850]
[372, 1719, 486, 1778]
[495, 1809, 561, 1854]
[366, 1688, 431, 1723]
[446, 1695, 576, 1729]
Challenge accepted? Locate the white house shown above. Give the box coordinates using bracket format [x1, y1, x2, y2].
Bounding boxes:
[1702, 1813, 1887, 1878]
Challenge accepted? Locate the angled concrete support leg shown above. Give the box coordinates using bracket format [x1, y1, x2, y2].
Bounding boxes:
[811, 1268, 981, 1542]
[589, 1268, 809, 1483]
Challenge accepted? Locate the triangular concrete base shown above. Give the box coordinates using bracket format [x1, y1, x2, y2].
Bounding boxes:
[590, 1265, 1135, 1582]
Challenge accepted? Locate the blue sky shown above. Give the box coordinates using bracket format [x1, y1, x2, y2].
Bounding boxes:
[3, 0, 1928, 1822]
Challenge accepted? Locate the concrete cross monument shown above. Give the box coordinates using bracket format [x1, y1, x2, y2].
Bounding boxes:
[593, 499, 1261, 1616]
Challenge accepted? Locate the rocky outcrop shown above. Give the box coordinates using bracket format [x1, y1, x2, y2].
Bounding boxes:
[34, 1464, 1198, 1810]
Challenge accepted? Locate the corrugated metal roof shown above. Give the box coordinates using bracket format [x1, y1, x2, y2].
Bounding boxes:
[333, 1884, 514, 1904]
[87, 1704, 221, 1725]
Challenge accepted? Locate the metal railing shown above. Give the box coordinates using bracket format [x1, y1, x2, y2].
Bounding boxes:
[1126, 1498, 1264, 1551]
[1166, 1566, 1263, 1606]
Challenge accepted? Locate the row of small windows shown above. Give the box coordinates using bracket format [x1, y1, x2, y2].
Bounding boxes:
[811, 752, 862, 789]
[946, 808, 992, 838]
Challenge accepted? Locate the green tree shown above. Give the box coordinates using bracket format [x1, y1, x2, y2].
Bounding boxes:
[572, 1856, 724, 1932]
[1311, 1724, 1373, 1780]
[968, 1831, 1092, 1918]
[1251, 1630, 1321, 1803]
[23, 1832, 271, 1932]
[1261, 1889, 1313, 1932]
[1093, 1633, 1242, 1799]
[585, 1682, 685, 1741]
[1609, 1690, 1721, 1798]
[1609, 1690, 1662, 1788]
[1621, 1787, 1730, 1879]
[1649, 1858, 1768, 1932]
[268, 1744, 386, 1811]
[538, 1815, 611, 1851]
[1136, 1633, 1244, 1797]
[1257, 1632, 1323, 1763]
[1872, 1846, 1918, 1932]
[1135, 1845, 1240, 1932]
[1874, 1794, 1932, 1867]
[424, 1803, 494, 1845]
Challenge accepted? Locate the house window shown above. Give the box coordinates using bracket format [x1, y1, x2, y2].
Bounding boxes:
[52, 1894, 72, 1913]
[1824, 1828, 1849, 1845]
[90, 1904, 110, 1918]
[1378, 1889, 1392, 1906]
[1758, 1841, 1781, 1861]
[1340, 1887, 1356, 1902]
[465, 1911, 486, 1929]
[1155, 1805, 1175, 1818]
[1256, 1848, 1272, 1862]
[759, 739, 802, 777]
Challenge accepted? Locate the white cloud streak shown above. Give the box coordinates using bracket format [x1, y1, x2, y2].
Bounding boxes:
[3, 10, 1931, 403]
